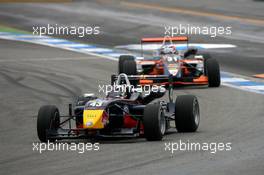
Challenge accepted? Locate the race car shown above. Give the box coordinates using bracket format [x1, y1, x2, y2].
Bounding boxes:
[118, 36, 220, 87]
[37, 74, 200, 142]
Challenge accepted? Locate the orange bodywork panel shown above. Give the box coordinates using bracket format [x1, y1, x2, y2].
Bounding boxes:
[140, 79, 154, 84]
[193, 75, 208, 83]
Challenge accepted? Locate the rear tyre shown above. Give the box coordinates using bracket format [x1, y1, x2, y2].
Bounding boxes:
[205, 58, 220, 87]
[37, 105, 60, 142]
[118, 55, 135, 74]
[175, 95, 200, 132]
[143, 103, 166, 141]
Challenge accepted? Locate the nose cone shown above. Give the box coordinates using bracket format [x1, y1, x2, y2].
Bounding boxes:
[83, 110, 105, 129]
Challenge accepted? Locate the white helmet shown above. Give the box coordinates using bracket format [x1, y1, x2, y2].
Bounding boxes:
[159, 45, 178, 55]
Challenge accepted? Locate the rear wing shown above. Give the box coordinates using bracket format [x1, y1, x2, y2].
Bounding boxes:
[140, 36, 189, 56]
[141, 36, 188, 43]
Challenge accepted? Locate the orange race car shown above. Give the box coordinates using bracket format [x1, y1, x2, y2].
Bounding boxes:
[118, 36, 220, 87]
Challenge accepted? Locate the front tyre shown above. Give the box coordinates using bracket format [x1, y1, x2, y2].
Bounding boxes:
[175, 95, 200, 132]
[118, 55, 135, 74]
[37, 105, 60, 142]
[143, 103, 166, 141]
[121, 59, 138, 86]
[121, 60, 137, 75]
[205, 58, 220, 87]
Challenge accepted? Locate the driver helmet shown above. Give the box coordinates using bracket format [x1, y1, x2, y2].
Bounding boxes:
[159, 45, 178, 55]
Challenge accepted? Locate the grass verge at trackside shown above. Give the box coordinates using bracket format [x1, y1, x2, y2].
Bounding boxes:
[0, 24, 30, 34]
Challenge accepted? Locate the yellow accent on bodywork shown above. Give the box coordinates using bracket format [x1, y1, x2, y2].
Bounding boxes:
[83, 110, 104, 129]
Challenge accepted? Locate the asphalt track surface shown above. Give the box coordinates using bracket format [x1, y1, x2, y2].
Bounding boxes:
[0, 0, 264, 75]
[0, 1, 264, 175]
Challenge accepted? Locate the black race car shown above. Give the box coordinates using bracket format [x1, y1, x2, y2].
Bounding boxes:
[37, 74, 200, 142]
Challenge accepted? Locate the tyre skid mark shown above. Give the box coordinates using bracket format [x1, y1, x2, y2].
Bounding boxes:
[0, 71, 70, 98]
[36, 76, 80, 98]
[0, 65, 97, 97]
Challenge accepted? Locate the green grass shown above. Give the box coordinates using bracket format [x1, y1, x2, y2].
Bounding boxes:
[0, 25, 30, 34]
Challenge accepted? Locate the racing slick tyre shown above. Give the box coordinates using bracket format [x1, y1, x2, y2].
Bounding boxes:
[205, 58, 221, 87]
[37, 105, 60, 142]
[143, 102, 166, 141]
[121, 59, 138, 86]
[121, 60, 137, 75]
[118, 55, 135, 74]
[175, 95, 200, 132]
